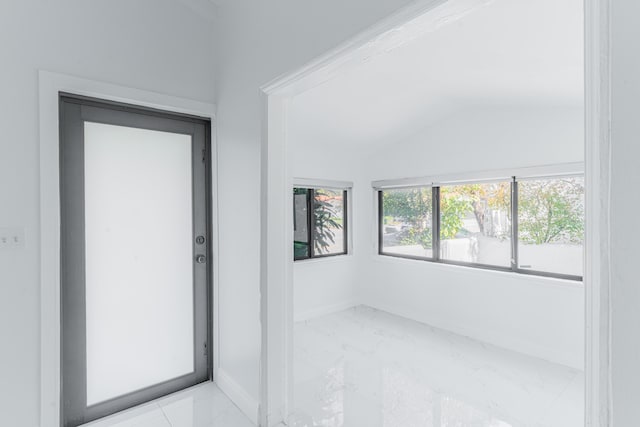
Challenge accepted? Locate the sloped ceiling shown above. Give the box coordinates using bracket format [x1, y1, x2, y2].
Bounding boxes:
[290, 0, 583, 149]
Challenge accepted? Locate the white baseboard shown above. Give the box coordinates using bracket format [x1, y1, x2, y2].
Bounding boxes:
[216, 369, 259, 425]
[362, 299, 583, 370]
[294, 301, 357, 322]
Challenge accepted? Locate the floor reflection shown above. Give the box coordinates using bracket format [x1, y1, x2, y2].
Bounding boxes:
[291, 306, 583, 427]
[83, 383, 254, 427]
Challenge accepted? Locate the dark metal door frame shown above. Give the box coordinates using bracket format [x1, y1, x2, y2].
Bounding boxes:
[59, 94, 212, 427]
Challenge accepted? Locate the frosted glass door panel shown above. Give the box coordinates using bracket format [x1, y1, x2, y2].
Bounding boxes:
[84, 122, 194, 406]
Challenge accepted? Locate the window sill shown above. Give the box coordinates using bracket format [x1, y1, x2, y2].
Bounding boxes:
[373, 253, 584, 289]
[294, 253, 353, 265]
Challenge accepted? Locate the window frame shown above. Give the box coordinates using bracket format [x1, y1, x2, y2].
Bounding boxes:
[294, 185, 349, 261]
[377, 172, 584, 281]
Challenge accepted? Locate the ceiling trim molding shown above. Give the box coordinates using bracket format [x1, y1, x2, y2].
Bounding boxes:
[261, 0, 492, 97]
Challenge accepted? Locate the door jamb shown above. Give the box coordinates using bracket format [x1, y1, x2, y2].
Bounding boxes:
[584, 0, 611, 424]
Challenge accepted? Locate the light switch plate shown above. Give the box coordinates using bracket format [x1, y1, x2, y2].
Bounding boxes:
[0, 227, 25, 250]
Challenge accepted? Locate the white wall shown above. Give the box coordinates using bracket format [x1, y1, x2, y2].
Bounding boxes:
[610, 0, 640, 423]
[214, 0, 419, 412]
[293, 258, 357, 321]
[360, 106, 585, 369]
[366, 105, 584, 178]
[290, 135, 366, 322]
[0, 1, 215, 425]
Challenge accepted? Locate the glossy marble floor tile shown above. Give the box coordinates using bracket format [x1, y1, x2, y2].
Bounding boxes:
[82, 382, 254, 427]
[291, 306, 584, 427]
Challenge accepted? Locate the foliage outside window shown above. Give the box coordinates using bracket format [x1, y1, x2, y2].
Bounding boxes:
[439, 182, 512, 267]
[379, 175, 584, 280]
[294, 187, 347, 260]
[517, 177, 584, 277]
[381, 188, 433, 258]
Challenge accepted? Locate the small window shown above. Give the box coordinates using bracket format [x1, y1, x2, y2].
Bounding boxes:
[294, 187, 348, 260]
[379, 187, 433, 259]
[517, 176, 584, 277]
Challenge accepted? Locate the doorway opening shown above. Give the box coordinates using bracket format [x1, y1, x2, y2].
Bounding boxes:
[260, 0, 610, 426]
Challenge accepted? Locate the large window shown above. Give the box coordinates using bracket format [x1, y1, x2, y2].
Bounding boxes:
[294, 187, 348, 260]
[378, 174, 584, 280]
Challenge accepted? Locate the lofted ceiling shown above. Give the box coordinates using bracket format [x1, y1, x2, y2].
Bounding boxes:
[289, 0, 584, 150]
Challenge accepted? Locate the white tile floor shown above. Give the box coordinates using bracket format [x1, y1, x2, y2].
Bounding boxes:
[79, 306, 582, 427]
[82, 382, 254, 427]
[291, 306, 584, 427]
